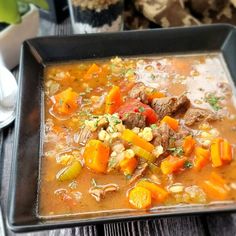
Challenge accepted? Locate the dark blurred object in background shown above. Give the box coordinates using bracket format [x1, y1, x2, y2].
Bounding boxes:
[40, 0, 69, 23]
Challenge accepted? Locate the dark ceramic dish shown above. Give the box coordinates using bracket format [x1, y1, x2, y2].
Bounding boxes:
[8, 24, 236, 232]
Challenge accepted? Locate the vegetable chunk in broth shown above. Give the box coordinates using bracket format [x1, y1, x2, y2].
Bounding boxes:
[39, 54, 236, 217]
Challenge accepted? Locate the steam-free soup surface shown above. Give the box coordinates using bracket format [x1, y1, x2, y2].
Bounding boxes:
[40, 54, 236, 217]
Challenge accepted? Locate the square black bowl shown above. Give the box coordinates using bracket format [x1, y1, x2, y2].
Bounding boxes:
[8, 24, 236, 232]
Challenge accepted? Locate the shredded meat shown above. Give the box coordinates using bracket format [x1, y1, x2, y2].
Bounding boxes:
[184, 108, 218, 126]
[89, 183, 119, 202]
[122, 112, 146, 129]
[151, 94, 190, 119]
[129, 163, 148, 184]
[128, 82, 149, 104]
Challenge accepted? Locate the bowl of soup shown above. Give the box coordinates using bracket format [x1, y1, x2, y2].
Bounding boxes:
[8, 24, 236, 232]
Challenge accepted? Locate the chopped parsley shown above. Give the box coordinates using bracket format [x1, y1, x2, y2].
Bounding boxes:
[59, 98, 63, 105]
[151, 74, 155, 80]
[150, 124, 157, 129]
[138, 106, 145, 112]
[205, 93, 222, 111]
[184, 161, 193, 169]
[168, 147, 184, 157]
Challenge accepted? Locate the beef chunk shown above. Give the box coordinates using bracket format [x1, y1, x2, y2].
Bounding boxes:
[151, 94, 190, 119]
[128, 82, 149, 104]
[152, 123, 172, 151]
[184, 108, 218, 126]
[122, 112, 146, 129]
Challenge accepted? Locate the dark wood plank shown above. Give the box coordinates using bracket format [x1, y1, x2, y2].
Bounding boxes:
[206, 214, 236, 236]
[104, 216, 207, 236]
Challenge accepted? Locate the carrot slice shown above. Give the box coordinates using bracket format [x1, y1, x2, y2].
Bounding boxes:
[83, 63, 101, 79]
[221, 139, 232, 162]
[84, 139, 110, 173]
[183, 136, 196, 156]
[53, 88, 79, 115]
[128, 186, 152, 209]
[120, 157, 138, 176]
[194, 147, 210, 171]
[160, 155, 186, 175]
[105, 86, 122, 114]
[161, 116, 179, 131]
[201, 172, 229, 200]
[211, 138, 223, 167]
[137, 180, 168, 202]
[121, 129, 154, 152]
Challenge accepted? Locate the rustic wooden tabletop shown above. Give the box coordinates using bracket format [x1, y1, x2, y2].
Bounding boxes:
[0, 17, 236, 236]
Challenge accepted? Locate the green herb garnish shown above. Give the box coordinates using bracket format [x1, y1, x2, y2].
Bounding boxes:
[205, 93, 222, 111]
[184, 161, 193, 169]
[150, 124, 157, 129]
[59, 98, 63, 105]
[168, 147, 184, 157]
[138, 107, 145, 112]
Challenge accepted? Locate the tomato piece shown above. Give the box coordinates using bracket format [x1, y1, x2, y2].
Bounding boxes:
[117, 99, 158, 124]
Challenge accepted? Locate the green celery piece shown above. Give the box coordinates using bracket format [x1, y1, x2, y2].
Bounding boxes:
[0, 0, 21, 24]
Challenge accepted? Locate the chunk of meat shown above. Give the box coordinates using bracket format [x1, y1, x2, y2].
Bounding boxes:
[122, 112, 146, 129]
[129, 163, 148, 184]
[152, 123, 171, 151]
[89, 183, 119, 202]
[128, 83, 149, 104]
[184, 108, 218, 126]
[151, 95, 190, 119]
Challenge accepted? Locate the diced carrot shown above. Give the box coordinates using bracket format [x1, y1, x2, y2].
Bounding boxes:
[201, 181, 228, 200]
[121, 129, 154, 153]
[201, 172, 229, 200]
[128, 186, 152, 209]
[161, 116, 179, 131]
[183, 136, 196, 156]
[221, 139, 232, 162]
[147, 91, 165, 102]
[83, 63, 101, 80]
[105, 86, 122, 114]
[53, 88, 79, 115]
[120, 157, 138, 176]
[84, 139, 110, 173]
[211, 138, 223, 167]
[160, 155, 186, 175]
[137, 180, 168, 202]
[210, 172, 227, 186]
[194, 147, 210, 171]
[132, 145, 155, 162]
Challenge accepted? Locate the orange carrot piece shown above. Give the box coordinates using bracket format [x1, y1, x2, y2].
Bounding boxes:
[210, 172, 227, 186]
[120, 157, 138, 176]
[221, 139, 232, 162]
[83, 63, 101, 79]
[105, 86, 122, 114]
[161, 116, 179, 131]
[201, 180, 228, 200]
[147, 91, 165, 102]
[183, 136, 196, 156]
[137, 180, 168, 202]
[201, 172, 229, 200]
[53, 88, 79, 115]
[160, 155, 186, 175]
[211, 138, 223, 167]
[84, 139, 110, 173]
[121, 129, 154, 152]
[128, 186, 152, 209]
[194, 147, 210, 171]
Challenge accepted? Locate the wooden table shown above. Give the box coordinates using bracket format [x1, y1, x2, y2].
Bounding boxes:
[1, 17, 236, 236]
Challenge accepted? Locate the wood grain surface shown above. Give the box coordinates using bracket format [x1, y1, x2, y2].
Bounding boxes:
[0, 17, 235, 236]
